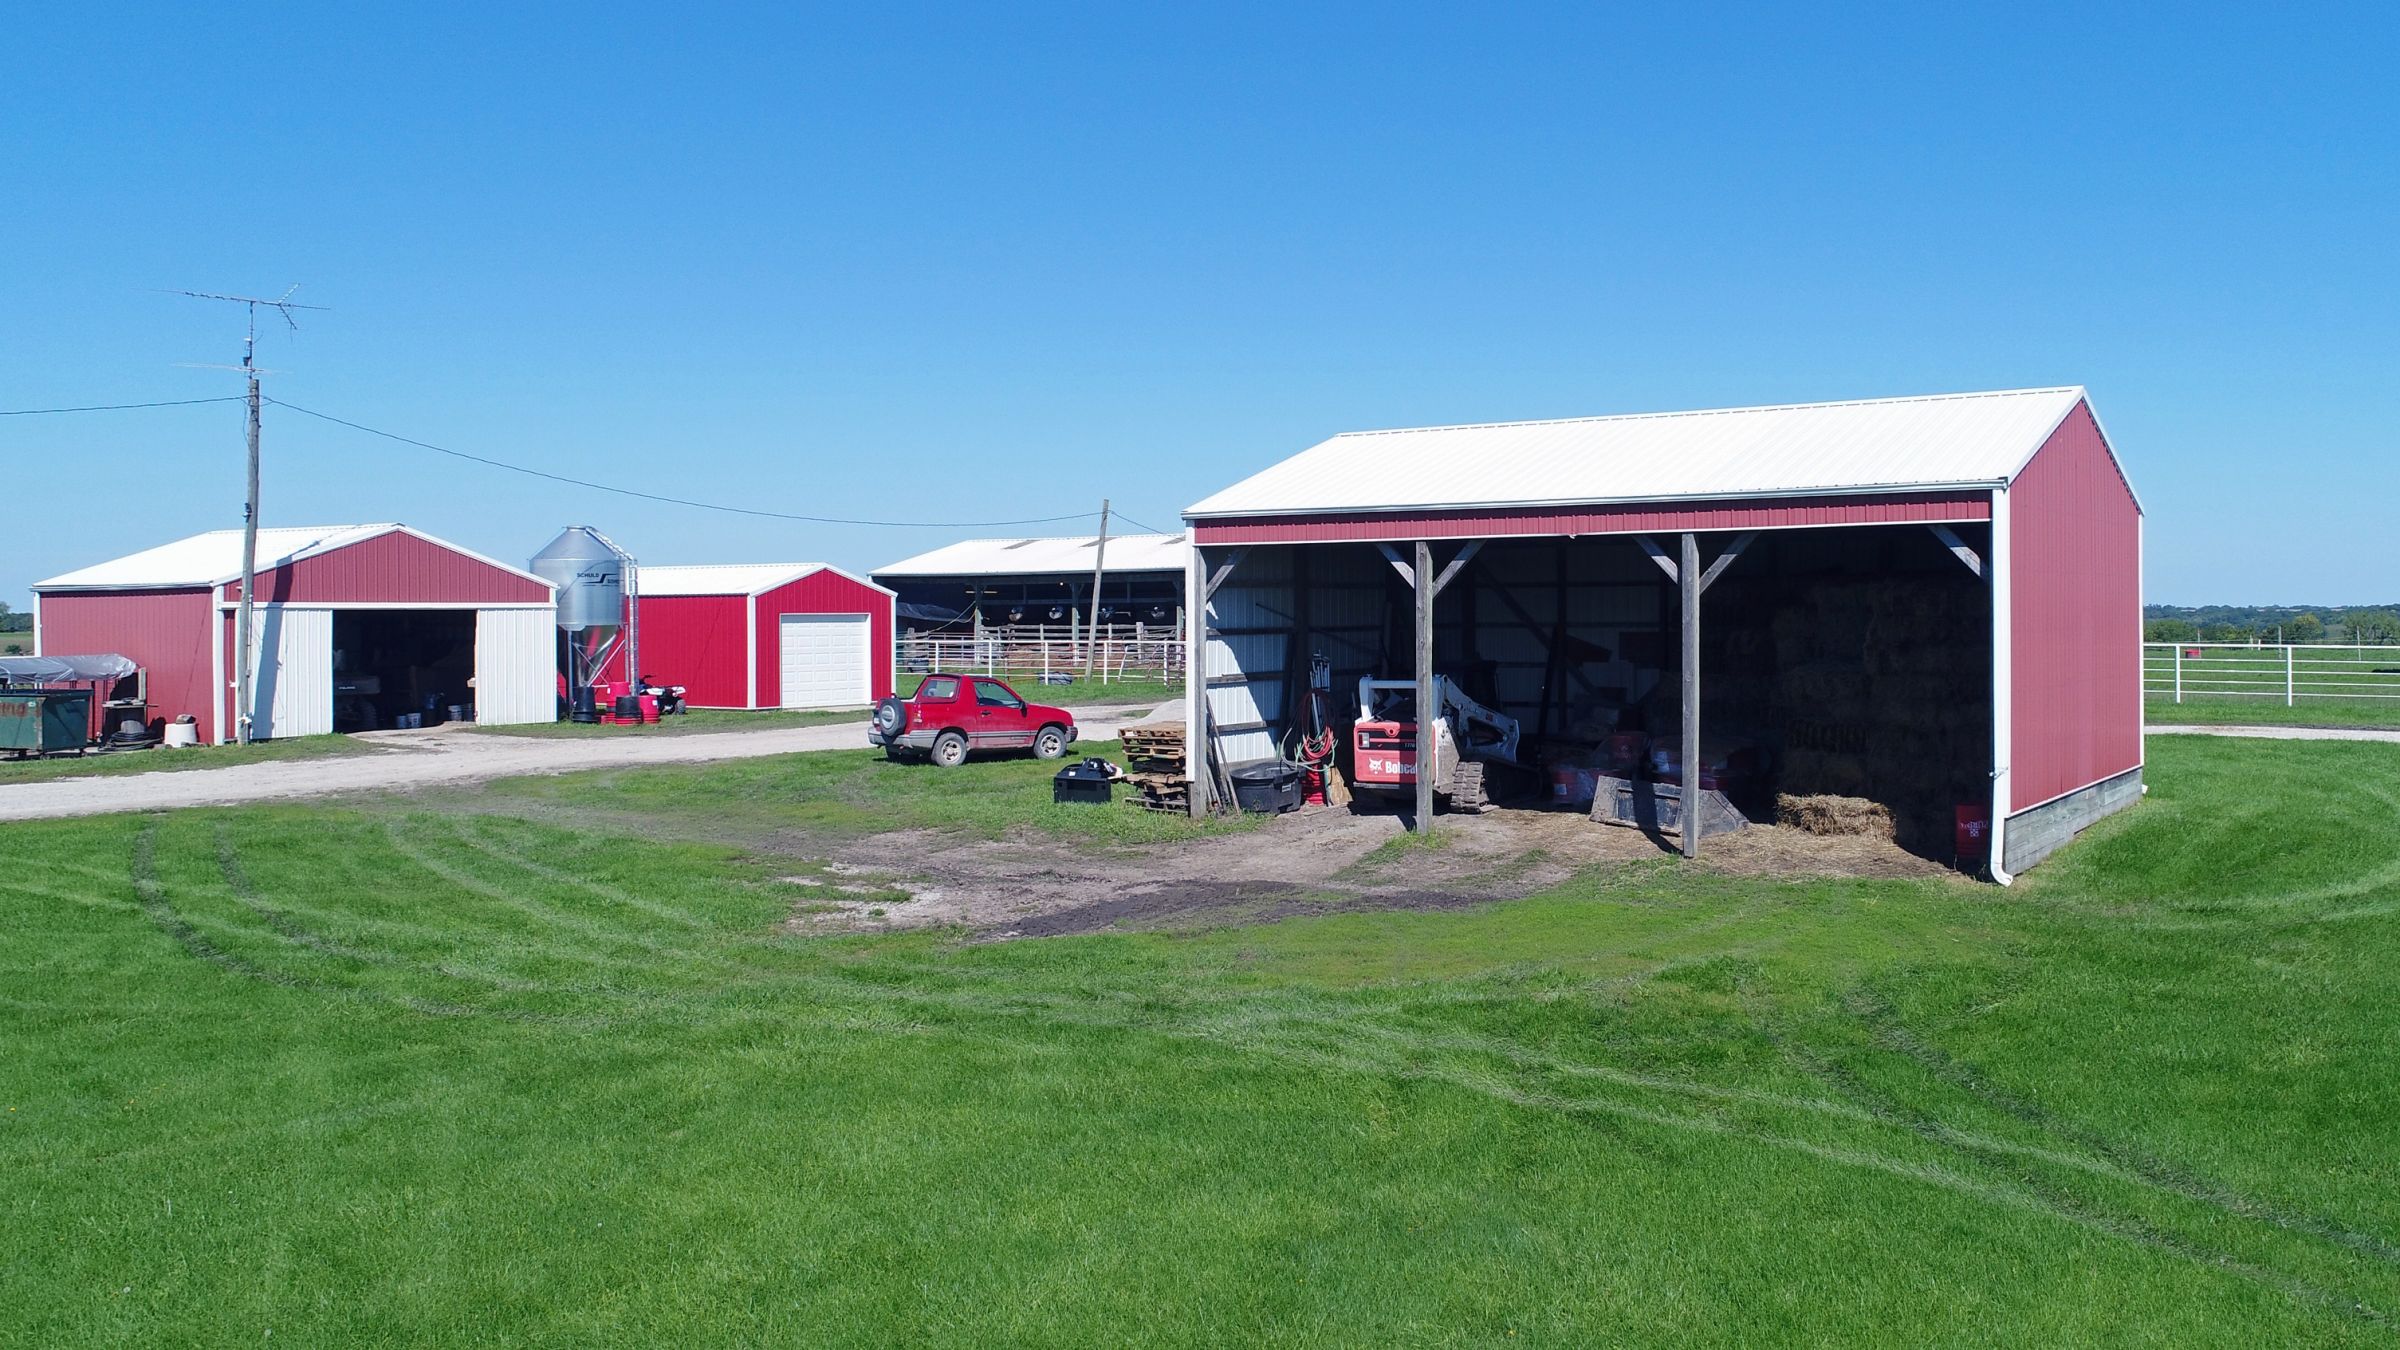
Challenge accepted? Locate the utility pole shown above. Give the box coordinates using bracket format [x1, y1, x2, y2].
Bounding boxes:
[167, 287, 324, 743]
[1082, 498, 1112, 679]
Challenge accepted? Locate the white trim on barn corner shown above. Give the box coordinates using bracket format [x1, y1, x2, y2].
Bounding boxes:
[28, 593, 40, 657]
[745, 603, 759, 709]
[209, 602, 226, 746]
[1987, 486, 2015, 886]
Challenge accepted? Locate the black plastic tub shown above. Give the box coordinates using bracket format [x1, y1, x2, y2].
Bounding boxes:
[1229, 761, 1304, 814]
[1053, 761, 1115, 805]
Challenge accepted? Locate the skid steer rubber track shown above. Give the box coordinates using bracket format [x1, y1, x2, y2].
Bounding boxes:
[1445, 760, 1490, 813]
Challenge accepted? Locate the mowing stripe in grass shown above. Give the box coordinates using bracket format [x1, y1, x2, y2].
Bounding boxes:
[378, 816, 735, 971]
[210, 824, 547, 995]
[1841, 985, 2400, 1268]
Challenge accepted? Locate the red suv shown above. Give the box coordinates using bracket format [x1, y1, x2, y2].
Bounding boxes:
[870, 675, 1077, 767]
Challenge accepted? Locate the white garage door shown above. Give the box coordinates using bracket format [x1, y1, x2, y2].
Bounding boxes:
[777, 613, 872, 709]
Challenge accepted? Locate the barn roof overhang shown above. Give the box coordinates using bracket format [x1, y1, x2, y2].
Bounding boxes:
[1184, 386, 2136, 536]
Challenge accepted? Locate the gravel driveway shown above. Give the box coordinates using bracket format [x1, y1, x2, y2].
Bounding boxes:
[0, 707, 1141, 822]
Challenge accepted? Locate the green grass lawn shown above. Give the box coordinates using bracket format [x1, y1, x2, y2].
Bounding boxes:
[0, 733, 372, 785]
[469, 706, 867, 739]
[6, 736, 2400, 1342]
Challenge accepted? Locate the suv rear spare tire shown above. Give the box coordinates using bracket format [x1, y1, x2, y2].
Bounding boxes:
[871, 696, 907, 739]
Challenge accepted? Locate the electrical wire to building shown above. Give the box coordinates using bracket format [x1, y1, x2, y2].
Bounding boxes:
[264, 397, 1106, 530]
[0, 395, 249, 416]
[1, 390, 1174, 534]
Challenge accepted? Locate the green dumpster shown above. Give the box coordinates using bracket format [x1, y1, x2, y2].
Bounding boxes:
[0, 691, 94, 756]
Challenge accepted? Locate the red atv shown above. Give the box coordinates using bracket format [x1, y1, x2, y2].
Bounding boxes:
[869, 674, 1077, 767]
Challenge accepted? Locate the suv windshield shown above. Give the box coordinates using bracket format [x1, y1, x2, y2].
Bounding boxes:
[917, 675, 960, 701]
[973, 678, 1025, 710]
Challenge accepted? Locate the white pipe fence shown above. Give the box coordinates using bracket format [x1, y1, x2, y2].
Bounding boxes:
[897, 624, 1185, 688]
[2143, 641, 2400, 706]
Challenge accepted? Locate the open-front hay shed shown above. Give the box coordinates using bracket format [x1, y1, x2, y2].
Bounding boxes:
[1179, 388, 2141, 880]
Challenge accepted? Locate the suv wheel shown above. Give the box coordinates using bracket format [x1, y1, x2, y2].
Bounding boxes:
[871, 696, 907, 739]
[930, 730, 970, 768]
[1033, 725, 1068, 760]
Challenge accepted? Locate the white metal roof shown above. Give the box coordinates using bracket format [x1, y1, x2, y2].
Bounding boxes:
[34, 523, 557, 592]
[35, 524, 396, 590]
[873, 532, 1189, 579]
[1185, 387, 2106, 519]
[637, 562, 894, 598]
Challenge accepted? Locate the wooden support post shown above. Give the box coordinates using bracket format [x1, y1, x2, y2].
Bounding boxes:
[1415, 540, 1436, 834]
[1680, 531, 1701, 860]
[1401, 535, 1420, 831]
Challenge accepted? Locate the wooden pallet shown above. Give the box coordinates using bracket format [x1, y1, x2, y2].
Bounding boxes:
[1123, 768, 1189, 813]
[1118, 721, 1187, 763]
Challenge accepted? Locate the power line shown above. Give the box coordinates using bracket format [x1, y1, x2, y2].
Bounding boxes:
[0, 395, 248, 416]
[265, 397, 1105, 529]
[1110, 510, 1177, 536]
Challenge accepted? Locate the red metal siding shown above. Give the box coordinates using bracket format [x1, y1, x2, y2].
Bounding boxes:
[2010, 401, 2142, 813]
[1192, 491, 1991, 545]
[227, 529, 549, 605]
[752, 571, 896, 708]
[35, 588, 219, 742]
[623, 594, 753, 708]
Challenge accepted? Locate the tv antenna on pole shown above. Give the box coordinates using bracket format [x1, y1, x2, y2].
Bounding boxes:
[165, 285, 328, 744]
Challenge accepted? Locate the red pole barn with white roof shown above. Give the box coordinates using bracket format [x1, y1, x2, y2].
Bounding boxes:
[1179, 387, 2141, 880]
[621, 564, 895, 710]
[33, 524, 558, 743]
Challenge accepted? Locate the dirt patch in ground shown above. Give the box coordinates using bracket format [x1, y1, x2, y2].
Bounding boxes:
[776, 805, 1964, 941]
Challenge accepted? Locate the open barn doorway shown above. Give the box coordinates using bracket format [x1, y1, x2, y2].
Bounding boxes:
[1208, 524, 1995, 864]
[1429, 526, 1993, 858]
[332, 610, 476, 732]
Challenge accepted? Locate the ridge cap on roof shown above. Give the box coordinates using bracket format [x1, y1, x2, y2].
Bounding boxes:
[1328, 386, 2084, 440]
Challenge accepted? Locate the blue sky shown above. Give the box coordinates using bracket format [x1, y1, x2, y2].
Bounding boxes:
[3, 3, 2393, 607]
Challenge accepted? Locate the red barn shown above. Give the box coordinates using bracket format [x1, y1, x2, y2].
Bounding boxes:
[1180, 387, 2141, 880]
[33, 524, 558, 742]
[622, 564, 894, 710]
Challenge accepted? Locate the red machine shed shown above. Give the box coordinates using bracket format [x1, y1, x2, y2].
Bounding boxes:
[623, 564, 895, 710]
[1180, 387, 2143, 880]
[34, 524, 558, 743]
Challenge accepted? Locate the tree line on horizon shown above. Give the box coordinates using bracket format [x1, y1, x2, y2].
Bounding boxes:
[2145, 604, 2400, 645]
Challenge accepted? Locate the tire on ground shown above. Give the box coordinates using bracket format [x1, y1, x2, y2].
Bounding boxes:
[931, 730, 969, 768]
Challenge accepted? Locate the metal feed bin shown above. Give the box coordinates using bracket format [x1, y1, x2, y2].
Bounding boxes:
[531, 526, 637, 724]
[0, 691, 94, 756]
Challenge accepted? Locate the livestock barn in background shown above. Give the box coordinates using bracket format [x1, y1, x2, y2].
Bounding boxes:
[873, 533, 1189, 633]
[618, 564, 894, 710]
[33, 524, 558, 742]
[1180, 387, 2142, 881]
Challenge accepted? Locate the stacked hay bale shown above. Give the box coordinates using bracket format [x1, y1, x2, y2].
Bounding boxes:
[1770, 577, 1989, 855]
